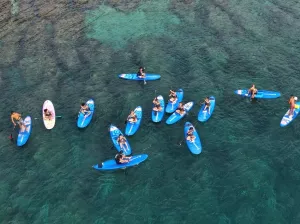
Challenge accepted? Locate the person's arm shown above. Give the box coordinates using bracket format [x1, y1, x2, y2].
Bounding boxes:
[11, 116, 16, 126]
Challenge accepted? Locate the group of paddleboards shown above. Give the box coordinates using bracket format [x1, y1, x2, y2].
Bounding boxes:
[9, 67, 300, 172]
[10, 99, 94, 146]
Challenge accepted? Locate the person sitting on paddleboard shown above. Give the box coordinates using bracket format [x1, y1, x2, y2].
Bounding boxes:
[115, 151, 131, 164]
[10, 111, 26, 131]
[289, 95, 298, 117]
[186, 127, 196, 142]
[127, 110, 137, 123]
[169, 90, 177, 103]
[43, 109, 52, 120]
[117, 134, 127, 150]
[153, 97, 162, 112]
[202, 97, 211, 114]
[248, 84, 258, 99]
[176, 103, 185, 115]
[80, 103, 91, 117]
[137, 67, 146, 78]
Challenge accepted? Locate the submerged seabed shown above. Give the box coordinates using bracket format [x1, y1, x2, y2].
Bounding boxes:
[1, 0, 300, 223]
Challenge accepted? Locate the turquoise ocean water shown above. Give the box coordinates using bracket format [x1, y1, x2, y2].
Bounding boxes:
[1, 0, 300, 223]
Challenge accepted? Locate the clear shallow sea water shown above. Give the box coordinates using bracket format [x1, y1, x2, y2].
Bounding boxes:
[1, 0, 300, 223]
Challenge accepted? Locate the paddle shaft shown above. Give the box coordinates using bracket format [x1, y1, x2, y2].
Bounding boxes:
[34, 115, 62, 120]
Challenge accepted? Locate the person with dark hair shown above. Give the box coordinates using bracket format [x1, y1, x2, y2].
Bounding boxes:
[169, 90, 177, 103]
[175, 102, 185, 115]
[153, 97, 162, 112]
[80, 103, 91, 117]
[117, 134, 127, 150]
[186, 127, 196, 142]
[115, 151, 131, 164]
[10, 111, 25, 130]
[137, 67, 145, 78]
[43, 109, 52, 120]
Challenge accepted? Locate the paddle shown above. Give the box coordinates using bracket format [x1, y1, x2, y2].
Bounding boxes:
[143, 67, 146, 85]
[8, 126, 15, 141]
[153, 90, 161, 117]
[34, 115, 62, 120]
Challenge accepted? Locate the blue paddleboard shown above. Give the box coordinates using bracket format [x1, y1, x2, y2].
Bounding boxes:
[280, 102, 300, 127]
[152, 95, 165, 123]
[184, 122, 202, 154]
[118, 73, 161, 81]
[198, 96, 216, 122]
[92, 154, 148, 171]
[17, 116, 32, 147]
[166, 89, 184, 113]
[166, 102, 194, 125]
[109, 125, 132, 155]
[234, 89, 281, 99]
[77, 99, 95, 128]
[125, 106, 142, 136]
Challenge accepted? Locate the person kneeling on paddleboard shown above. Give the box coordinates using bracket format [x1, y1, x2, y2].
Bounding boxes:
[176, 103, 185, 115]
[127, 110, 137, 123]
[43, 109, 52, 120]
[248, 84, 258, 99]
[202, 97, 211, 114]
[289, 95, 298, 117]
[169, 90, 177, 103]
[11, 111, 26, 131]
[117, 134, 127, 150]
[80, 103, 91, 117]
[153, 97, 162, 112]
[115, 151, 131, 164]
[186, 127, 196, 142]
[137, 67, 146, 79]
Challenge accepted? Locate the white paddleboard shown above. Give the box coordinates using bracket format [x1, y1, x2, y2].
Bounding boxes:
[43, 100, 56, 129]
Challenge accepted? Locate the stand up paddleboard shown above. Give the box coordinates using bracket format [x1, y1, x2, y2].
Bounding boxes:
[152, 95, 165, 123]
[198, 96, 216, 122]
[17, 116, 32, 147]
[184, 122, 202, 154]
[42, 100, 56, 129]
[166, 89, 184, 113]
[93, 154, 148, 171]
[110, 125, 132, 155]
[77, 99, 95, 128]
[166, 102, 194, 125]
[125, 106, 142, 136]
[234, 89, 281, 99]
[280, 102, 300, 127]
[118, 74, 161, 81]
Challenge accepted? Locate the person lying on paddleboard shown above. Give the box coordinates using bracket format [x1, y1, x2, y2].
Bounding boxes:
[169, 90, 177, 103]
[80, 103, 91, 117]
[186, 127, 196, 142]
[127, 110, 137, 123]
[115, 151, 131, 164]
[289, 95, 298, 117]
[137, 67, 146, 78]
[248, 84, 258, 99]
[153, 97, 162, 112]
[175, 103, 185, 115]
[43, 109, 52, 120]
[202, 97, 211, 114]
[11, 111, 26, 131]
[117, 134, 127, 150]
